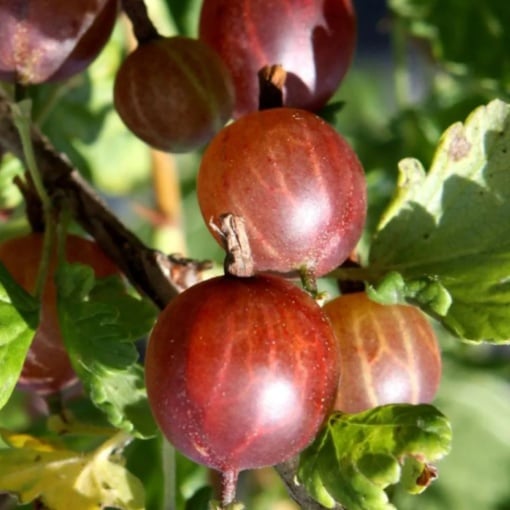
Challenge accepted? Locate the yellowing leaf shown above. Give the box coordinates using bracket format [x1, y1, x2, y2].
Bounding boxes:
[0, 430, 144, 510]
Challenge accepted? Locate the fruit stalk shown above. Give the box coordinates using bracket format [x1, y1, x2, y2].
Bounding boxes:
[220, 470, 238, 508]
[120, 0, 159, 44]
[257, 64, 286, 110]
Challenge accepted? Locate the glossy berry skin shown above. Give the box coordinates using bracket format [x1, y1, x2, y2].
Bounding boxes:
[0, 233, 118, 395]
[197, 108, 366, 278]
[199, 0, 356, 118]
[323, 292, 442, 414]
[114, 36, 235, 153]
[0, 0, 118, 85]
[145, 274, 340, 473]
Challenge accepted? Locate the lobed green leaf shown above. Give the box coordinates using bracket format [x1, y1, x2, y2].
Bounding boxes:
[369, 99, 510, 341]
[56, 263, 157, 438]
[298, 404, 451, 510]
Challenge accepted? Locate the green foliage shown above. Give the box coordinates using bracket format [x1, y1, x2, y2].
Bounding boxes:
[389, 0, 510, 94]
[1, 0, 510, 509]
[0, 263, 38, 410]
[298, 405, 452, 510]
[29, 25, 151, 194]
[368, 99, 510, 341]
[56, 263, 157, 438]
[392, 355, 510, 509]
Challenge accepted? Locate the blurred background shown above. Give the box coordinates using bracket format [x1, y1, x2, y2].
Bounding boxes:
[1, 1, 509, 509]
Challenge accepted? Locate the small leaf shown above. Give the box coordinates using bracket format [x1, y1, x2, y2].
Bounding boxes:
[56, 263, 157, 437]
[298, 404, 452, 510]
[369, 99, 510, 341]
[367, 271, 452, 317]
[0, 262, 39, 410]
[0, 429, 145, 510]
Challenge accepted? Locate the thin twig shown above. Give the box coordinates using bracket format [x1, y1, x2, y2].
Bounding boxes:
[0, 89, 206, 309]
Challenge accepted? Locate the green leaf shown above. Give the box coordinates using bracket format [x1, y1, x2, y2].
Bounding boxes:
[298, 404, 452, 510]
[389, 0, 510, 93]
[0, 262, 38, 410]
[369, 99, 510, 341]
[392, 356, 510, 508]
[56, 263, 157, 437]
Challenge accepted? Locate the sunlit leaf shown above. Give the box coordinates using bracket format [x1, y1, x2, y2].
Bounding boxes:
[369, 99, 510, 341]
[0, 262, 38, 410]
[298, 404, 451, 510]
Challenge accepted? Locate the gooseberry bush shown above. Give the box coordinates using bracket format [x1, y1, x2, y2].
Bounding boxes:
[0, 1, 509, 510]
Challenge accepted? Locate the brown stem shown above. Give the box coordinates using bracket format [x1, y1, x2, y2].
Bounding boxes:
[120, 0, 160, 45]
[209, 213, 255, 278]
[0, 89, 206, 309]
[337, 257, 365, 295]
[258, 64, 286, 110]
[13, 172, 46, 232]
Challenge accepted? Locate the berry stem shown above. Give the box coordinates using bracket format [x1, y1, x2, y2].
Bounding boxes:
[121, 0, 160, 45]
[258, 64, 286, 110]
[299, 266, 319, 298]
[220, 469, 239, 508]
[211, 213, 255, 278]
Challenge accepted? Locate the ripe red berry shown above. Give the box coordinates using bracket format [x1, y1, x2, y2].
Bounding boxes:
[145, 274, 340, 478]
[0, 0, 118, 84]
[323, 292, 442, 413]
[114, 36, 235, 153]
[0, 233, 118, 395]
[197, 107, 366, 278]
[199, 0, 356, 117]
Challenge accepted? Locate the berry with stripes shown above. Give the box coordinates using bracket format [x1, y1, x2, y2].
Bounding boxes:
[323, 292, 442, 414]
[197, 107, 366, 278]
